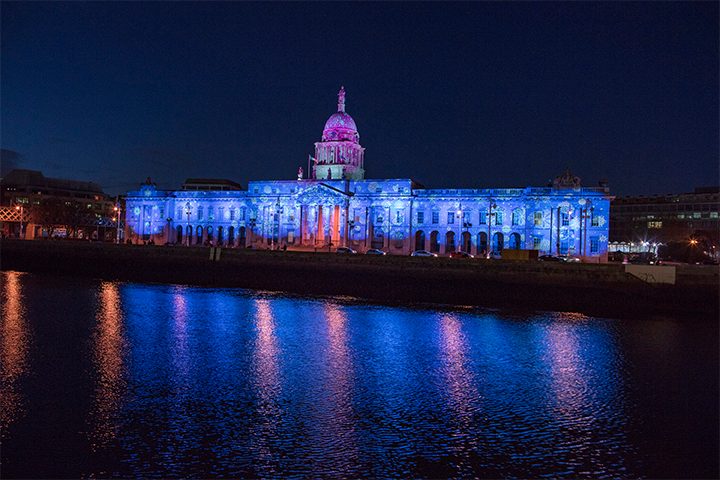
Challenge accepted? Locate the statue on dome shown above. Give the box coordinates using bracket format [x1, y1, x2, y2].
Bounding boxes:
[338, 86, 346, 112]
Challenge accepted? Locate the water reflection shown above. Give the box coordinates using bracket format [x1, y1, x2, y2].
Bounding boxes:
[0, 271, 29, 434]
[89, 282, 126, 449]
[438, 313, 479, 466]
[172, 288, 190, 381]
[319, 303, 358, 474]
[250, 298, 281, 475]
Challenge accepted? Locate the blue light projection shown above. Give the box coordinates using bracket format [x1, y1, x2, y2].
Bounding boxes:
[124, 89, 612, 260]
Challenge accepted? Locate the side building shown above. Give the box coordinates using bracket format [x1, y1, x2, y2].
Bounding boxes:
[0, 169, 118, 240]
[609, 186, 719, 253]
[124, 88, 613, 261]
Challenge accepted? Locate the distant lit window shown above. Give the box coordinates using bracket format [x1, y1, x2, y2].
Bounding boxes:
[533, 211, 543, 226]
[711, 212, 719, 219]
[417, 211, 424, 224]
[447, 212, 455, 224]
[693, 212, 701, 218]
[677, 213, 685, 219]
[432, 211, 439, 224]
[590, 237, 599, 254]
[533, 237, 542, 250]
[648, 221, 662, 229]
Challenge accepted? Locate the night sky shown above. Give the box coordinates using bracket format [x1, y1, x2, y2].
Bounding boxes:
[2, 2, 717, 196]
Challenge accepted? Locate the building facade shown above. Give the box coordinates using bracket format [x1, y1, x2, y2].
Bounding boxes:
[125, 88, 613, 261]
[0, 169, 118, 240]
[609, 187, 719, 254]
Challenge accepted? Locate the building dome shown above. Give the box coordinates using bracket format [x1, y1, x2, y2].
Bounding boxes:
[321, 86, 359, 143]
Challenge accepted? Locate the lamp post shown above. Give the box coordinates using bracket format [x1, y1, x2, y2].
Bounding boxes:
[456, 206, 462, 252]
[274, 200, 284, 250]
[486, 201, 496, 258]
[15, 204, 24, 239]
[347, 219, 355, 248]
[113, 204, 122, 244]
[184, 203, 191, 246]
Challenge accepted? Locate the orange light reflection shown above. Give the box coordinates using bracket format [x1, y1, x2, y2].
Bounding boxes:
[89, 282, 126, 450]
[0, 272, 29, 433]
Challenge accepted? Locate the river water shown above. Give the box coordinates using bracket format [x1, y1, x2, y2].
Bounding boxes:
[1, 271, 717, 478]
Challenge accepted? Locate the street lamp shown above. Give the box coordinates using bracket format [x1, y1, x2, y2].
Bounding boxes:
[347, 218, 355, 247]
[185, 203, 191, 246]
[486, 201, 497, 259]
[113, 204, 122, 244]
[456, 207, 462, 252]
[15, 204, 24, 239]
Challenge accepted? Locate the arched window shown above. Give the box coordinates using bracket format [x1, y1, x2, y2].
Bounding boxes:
[195, 226, 203, 245]
[228, 226, 235, 246]
[239, 226, 246, 247]
[176, 225, 183, 244]
[197, 206, 204, 221]
[477, 232, 488, 255]
[509, 232, 521, 249]
[217, 226, 224, 246]
[415, 230, 425, 251]
[446, 231, 456, 253]
[492, 232, 504, 252]
[430, 231, 440, 253]
[206, 226, 214, 243]
[461, 231, 471, 253]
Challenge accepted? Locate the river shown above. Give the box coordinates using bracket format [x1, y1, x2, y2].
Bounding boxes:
[1, 271, 717, 478]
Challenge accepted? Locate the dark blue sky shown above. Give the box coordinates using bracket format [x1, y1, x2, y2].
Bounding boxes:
[2, 2, 717, 195]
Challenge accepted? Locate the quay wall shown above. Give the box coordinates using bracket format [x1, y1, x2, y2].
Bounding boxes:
[1, 240, 717, 320]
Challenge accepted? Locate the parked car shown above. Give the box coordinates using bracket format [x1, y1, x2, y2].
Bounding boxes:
[559, 255, 581, 263]
[365, 248, 387, 255]
[336, 246, 357, 254]
[411, 250, 438, 257]
[538, 254, 562, 262]
[449, 251, 474, 258]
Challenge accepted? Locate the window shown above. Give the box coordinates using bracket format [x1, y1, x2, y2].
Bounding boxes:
[230, 208, 236, 221]
[197, 206, 204, 220]
[208, 207, 215, 220]
[648, 221, 662, 229]
[396, 210, 402, 224]
[591, 213, 599, 227]
[533, 211, 543, 226]
[511, 209, 522, 226]
[693, 212, 701, 219]
[176, 207, 182, 219]
[495, 210, 503, 225]
[533, 237, 542, 250]
[590, 236, 599, 254]
[561, 212, 569, 226]
[479, 211, 487, 225]
[417, 211, 424, 224]
[219, 207, 225, 220]
[241, 208, 246, 221]
[711, 212, 718, 219]
[560, 239, 569, 254]
[432, 211, 439, 224]
[376, 214, 384, 224]
[447, 212, 455, 224]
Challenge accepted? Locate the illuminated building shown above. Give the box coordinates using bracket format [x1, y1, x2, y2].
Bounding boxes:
[124, 88, 612, 261]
